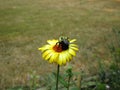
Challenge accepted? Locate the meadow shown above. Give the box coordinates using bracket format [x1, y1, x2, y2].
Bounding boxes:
[0, 0, 120, 89]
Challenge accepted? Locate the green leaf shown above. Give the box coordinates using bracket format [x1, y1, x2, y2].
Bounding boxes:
[96, 83, 106, 90]
[7, 86, 30, 90]
[70, 87, 80, 90]
[52, 72, 68, 87]
[59, 76, 68, 87]
[82, 81, 96, 88]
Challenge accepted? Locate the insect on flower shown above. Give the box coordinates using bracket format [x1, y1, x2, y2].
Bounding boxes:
[54, 36, 69, 52]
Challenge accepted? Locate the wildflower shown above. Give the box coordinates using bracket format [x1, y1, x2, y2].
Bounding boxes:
[38, 36, 78, 65]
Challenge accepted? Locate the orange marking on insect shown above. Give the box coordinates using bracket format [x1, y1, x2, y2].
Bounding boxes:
[53, 44, 63, 52]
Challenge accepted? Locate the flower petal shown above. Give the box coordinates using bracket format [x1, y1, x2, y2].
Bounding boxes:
[38, 45, 51, 52]
[60, 52, 67, 65]
[68, 49, 76, 56]
[70, 39, 76, 43]
[42, 50, 52, 58]
[66, 51, 72, 61]
[47, 40, 58, 45]
[70, 46, 79, 51]
[44, 52, 53, 60]
[49, 53, 58, 63]
[62, 56, 67, 65]
[57, 57, 62, 65]
[70, 44, 78, 47]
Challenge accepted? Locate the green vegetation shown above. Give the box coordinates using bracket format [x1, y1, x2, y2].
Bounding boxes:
[0, 0, 120, 89]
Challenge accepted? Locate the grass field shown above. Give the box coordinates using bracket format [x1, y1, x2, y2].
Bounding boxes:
[0, 0, 120, 89]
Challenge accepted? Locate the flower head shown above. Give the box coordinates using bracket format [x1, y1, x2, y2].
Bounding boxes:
[38, 36, 78, 65]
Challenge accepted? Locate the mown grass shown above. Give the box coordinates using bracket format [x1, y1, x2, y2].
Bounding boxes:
[0, 0, 120, 89]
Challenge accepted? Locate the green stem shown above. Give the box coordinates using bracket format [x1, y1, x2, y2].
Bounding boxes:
[56, 65, 60, 90]
[67, 75, 71, 90]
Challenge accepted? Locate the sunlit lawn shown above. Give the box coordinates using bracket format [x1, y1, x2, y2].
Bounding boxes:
[0, 0, 120, 89]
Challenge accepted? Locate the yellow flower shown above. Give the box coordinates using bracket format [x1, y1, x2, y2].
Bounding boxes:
[38, 37, 78, 65]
